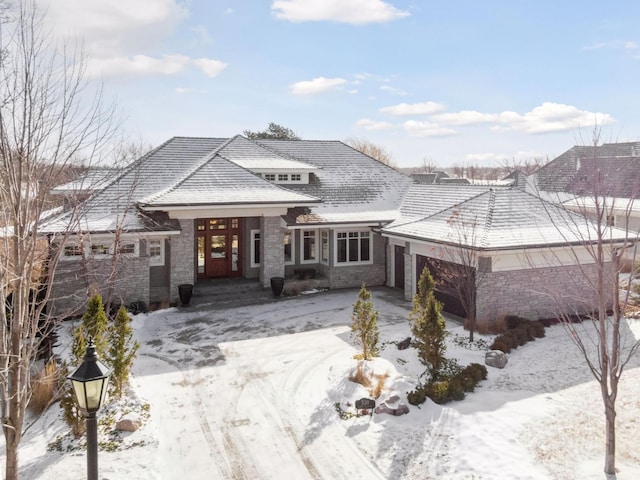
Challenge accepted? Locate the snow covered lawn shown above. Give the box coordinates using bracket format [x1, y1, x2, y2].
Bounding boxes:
[4, 287, 640, 479]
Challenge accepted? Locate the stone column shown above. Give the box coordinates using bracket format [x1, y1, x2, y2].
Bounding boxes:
[260, 216, 284, 287]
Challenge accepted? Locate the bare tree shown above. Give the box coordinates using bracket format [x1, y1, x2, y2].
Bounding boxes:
[0, 3, 116, 478]
[345, 136, 396, 168]
[531, 130, 640, 475]
[432, 210, 489, 342]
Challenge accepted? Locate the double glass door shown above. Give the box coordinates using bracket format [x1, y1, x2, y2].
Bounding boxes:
[196, 218, 242, 278]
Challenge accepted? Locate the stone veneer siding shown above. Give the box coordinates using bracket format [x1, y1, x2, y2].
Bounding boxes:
[169, 219, 195, 304]
[476, 262, 615, 328]
[50, 254, 150, 318]
[260, 216, 284, 287]
[328, 263, 385, 289]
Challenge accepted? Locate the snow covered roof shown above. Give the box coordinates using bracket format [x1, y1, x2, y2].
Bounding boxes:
[42, 135, 413, 233]
[383, 187, 631, 250]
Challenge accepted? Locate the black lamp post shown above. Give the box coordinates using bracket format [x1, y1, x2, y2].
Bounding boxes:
[68, 339, 111, 480]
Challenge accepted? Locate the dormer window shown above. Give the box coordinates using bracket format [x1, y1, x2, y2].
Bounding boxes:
[264, 174, 276, 181]
[291, 174, 301, 181]
[278, 174, 288, 181]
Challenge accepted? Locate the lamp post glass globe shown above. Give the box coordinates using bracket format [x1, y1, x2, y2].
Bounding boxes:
[68, 339, 111, 413]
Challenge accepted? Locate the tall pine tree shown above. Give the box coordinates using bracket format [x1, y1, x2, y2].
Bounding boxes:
[409, 267, 447, 380]
[108, 306, 140, 399]
[351, 283, 379, 361]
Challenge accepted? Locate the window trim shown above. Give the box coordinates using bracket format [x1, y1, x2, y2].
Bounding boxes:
[320, 230, 329, 264]
[333, 229, 373, 266]
[250, 229, 261, 268]
[148, 239, 165, 266]
[284, 229, 295, 265]
[300, 229, 319, 264]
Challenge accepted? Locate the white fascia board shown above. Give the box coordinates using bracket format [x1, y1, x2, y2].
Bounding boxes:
[286, 222, 384, 230]
[165, 206, 292, 219]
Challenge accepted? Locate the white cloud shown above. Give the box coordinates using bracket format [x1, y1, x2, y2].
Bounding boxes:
[353, 72, 373, 81]
[290, 77, 347, 95]
[380, 102, 446, 116]
[430, 102, 615, 134]
[38, 0, 186, 56]
[192, 58, 228, 77]
[584, 40, 639, 51]
[380, 85, 407, 96]
[87, 54, 191, 78]
[403, 120, 456, 137]
[272, 0, 409, 24]
[175, 87, 207, 95]
[464, 150, 544, 164]
[355, 118, 394, 131]
[432, 110, 498, 125]
[494, 102, 615, 134]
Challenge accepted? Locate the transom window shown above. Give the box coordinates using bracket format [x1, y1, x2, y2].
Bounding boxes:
[336, 230, 371, 264]
[149, 239, 165, 266]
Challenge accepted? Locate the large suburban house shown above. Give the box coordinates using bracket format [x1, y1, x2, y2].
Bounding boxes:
[42, 136, 632, 330]
[44, 136, 411, 316]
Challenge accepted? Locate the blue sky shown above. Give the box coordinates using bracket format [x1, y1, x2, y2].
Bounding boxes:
[38, 0, 640, 168]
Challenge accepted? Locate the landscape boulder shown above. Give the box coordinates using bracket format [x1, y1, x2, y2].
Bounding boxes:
[485, 350, 508, 369]
[374, 394, 410, 416]
[116, 413, 142, 432]
[396, 337, 411, 350]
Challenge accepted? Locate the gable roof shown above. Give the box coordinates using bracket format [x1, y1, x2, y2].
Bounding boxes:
[532, 142, 640, 197]
[383, 187, 629, 250]
[43, 135, 412, 233]
[253, 139, 412, 218]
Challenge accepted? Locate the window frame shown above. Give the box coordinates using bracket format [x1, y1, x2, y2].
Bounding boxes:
[284, 229, 295, 265]
[334, 229, 373, 266]
[148, 238, 165, 267]
[250, 229, 261, 268]
[300, 229, 319, 264]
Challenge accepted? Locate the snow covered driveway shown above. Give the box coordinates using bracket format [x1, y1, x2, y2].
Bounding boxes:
[133, 288, 410, 480]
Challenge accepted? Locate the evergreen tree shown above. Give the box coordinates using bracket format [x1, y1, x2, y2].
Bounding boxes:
[73, 293, 109, 360]
[108, 306, 140, 399]
[409, 267, 447, 380]
[64, 293, 111, 435]
[351, 283, 379, 361]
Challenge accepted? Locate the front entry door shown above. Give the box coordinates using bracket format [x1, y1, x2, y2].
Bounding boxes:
[196, 218, 243, 278]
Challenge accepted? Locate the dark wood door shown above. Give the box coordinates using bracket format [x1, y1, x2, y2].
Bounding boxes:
[196, 218, 243, 278]
[394, 245, 405, 289]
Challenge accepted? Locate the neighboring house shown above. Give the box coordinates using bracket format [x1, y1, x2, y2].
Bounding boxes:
[43, 136, 411, 315]
[528, 142, 640, 232]
[382, 185, 629, 329]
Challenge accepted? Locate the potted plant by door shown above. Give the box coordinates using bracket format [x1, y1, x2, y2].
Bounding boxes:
[270, 277, 284, 298]
[178, 284, 194, 306]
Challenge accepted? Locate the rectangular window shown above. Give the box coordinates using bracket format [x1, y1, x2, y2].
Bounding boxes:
[321, 230, 329, 263]
[91, 243, 111, 256]
[301, 230, 317, 263]
[264, 174, 275, 181]
[117, 241, 137, 255]
[284, 230, 294, 264]
[64, 244, 83, 258]
[250, 229, 261, 267]
[149, 239, 165, 266]
[278, 174, 288, 181]
[606, 215, 615, 227]
[291, 174, 301, 182]
[336, 230, 371, 264]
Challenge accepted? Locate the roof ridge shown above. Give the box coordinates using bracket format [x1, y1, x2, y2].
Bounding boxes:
[478, 188, 496, 248]
[142, 136, 237, 204]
